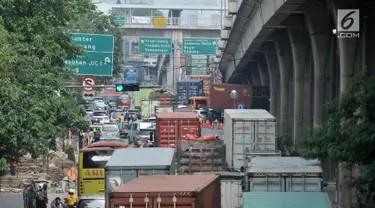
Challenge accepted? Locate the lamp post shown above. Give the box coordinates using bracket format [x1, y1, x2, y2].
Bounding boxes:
[230, 90, 238, 109]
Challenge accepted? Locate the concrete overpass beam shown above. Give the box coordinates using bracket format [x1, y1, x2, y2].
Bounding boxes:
[261, 42, 281, 134]
[288, 26, 310, 146]
[254, 54, 270, 86]
[305, 2, 332, 127]
[248, 62, 262, 86]
[273, 29, 294, 137]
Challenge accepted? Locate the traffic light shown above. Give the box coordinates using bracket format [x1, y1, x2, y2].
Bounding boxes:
[115, 84, 140, 92]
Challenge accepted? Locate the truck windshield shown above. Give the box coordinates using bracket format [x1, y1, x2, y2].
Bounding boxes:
[196, 100, 207, 105]
[82, 150, 114, 168]
[77, 199, 105, 208]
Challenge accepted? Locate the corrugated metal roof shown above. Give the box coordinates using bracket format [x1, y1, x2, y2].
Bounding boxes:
[248, 157, 322, 173]
[243, 192, 331, 208]
[156, 112, 198, 119]
[224, 109, 275, 120]
[105, 148, 175, 167]
[112, 175, 218, 193]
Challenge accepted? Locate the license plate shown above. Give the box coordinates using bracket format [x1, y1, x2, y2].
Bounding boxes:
[107, 133, 113, 137]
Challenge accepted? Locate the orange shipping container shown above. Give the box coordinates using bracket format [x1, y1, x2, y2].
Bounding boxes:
[190, 75, 211, 96]
[156, 112, 200, 147]
[109, 175, 221, 208]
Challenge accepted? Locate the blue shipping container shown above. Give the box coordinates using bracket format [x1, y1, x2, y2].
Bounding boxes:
[123, 66, 139, 84]
[177, 80, 204, 104]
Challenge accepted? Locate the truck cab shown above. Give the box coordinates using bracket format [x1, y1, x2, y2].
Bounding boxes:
[188, 96, 209, 110]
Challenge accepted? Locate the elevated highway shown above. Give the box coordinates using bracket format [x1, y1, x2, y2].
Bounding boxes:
[217, 0, 375, 206]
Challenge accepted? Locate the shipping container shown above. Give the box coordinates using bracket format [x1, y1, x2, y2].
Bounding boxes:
[155, 106, 174, 113]
[210, 84, 252, 109]
[177, 80, 204, 105]
[189, 75, 211, 96]
[109, 175, 221, 208]
[194, 172, 244, 208]
[242, 192, 331, 208]
[104, 148, 176, 192]
[149, 90, 174, 106]
[156, 112, 200, 147]
[247, 157, 323, 192]
[223, 109, 277, 170]
[176, 140, 226, 174]
[133, 86, 162, 107]
[140, 100, 160, 118]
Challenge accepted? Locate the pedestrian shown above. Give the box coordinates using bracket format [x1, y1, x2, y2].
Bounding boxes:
[36, 183, 48, 208]
[51, 197, 64, 208]
[78, 130, 84, 149]
[65, 189, 78, 208]
[10, 159, 16, 176]
[94, 128, 101, 142]
[61, 176, 68, 192]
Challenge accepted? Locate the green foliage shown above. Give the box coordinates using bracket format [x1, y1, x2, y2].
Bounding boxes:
[277, 134, 299, 156]
[66, 9, 125, 85]
[0, 0, 92, 161]
[299, 76, 375, 207]
[0, 158, 8, 176]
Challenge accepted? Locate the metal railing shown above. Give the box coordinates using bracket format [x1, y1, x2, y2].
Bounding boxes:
[121, 16, 222, 29]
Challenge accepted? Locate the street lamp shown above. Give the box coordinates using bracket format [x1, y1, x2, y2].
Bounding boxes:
[230, 90, 238, 109]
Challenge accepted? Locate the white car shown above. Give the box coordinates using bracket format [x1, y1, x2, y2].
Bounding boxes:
[91, 111, 110, 124]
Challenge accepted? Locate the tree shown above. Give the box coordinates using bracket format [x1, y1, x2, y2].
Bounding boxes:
[299, 75, 375, 207]
[0, 0, 92, 160]
[66, 9, 125, 85]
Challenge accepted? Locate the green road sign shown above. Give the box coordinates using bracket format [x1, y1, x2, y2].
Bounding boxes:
[66, 33, 114, 76]
[138, 37, 172, 54]
[182, 38, 217, 55]
[114, 16, 125, 27]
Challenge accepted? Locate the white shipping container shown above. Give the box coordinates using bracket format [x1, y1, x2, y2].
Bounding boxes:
[221, 180, 243, 208]
[285, 177, 322, 192]
[223, 109, 276, 170]
[249, 177, 284, 192]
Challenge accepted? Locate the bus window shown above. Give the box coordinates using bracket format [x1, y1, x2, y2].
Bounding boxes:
[188, 99, 194, 105]
[82, 150, 114, 168]
[196, 99, 207, 106]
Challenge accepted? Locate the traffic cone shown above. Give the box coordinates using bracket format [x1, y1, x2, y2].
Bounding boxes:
[206, 120, 211, 128]
[218, 122, 223, 129]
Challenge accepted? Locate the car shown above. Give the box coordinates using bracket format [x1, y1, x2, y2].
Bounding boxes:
[127, 109, 140, 119]
[101, 124, 120, 140]
[77, 195, 104, 208]
[91, 111, 110, 124]
[110, 111, 125, 122]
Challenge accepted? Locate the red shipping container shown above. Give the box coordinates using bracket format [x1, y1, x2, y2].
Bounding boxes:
[156, 112, 200, 147]
[159, 95, 171, 106]
[109, 175, 220, 208]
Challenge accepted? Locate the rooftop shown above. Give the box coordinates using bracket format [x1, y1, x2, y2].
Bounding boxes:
[105, 148, 175, 167]
[243, 192, 331, 208]
[113, 175, 218, 193]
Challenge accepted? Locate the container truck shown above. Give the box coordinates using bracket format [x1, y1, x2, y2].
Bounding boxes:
[140, 100, 160, 118]
[177, 79, 204, 105]
[247, 157, 323, 192]
[155, 112, 200, 147]
[223, 109, 277, 171]
[155, 106, 174, 114]
[194, 172, 244, 208]
[149, 90, 174, 106]
[105, 148, 176, 207]
[187, 83, 252, 110]
[189, 75, 211, 96]
[176, 140, 226, 174]
[133, 85, 162, 108]
[109, 175, 221, 208]
[243, 192, 331, 208]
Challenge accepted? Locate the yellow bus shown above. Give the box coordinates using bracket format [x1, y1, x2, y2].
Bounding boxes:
[78, 141, 127, 197]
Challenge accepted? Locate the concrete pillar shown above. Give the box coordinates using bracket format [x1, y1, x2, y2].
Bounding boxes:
[262, 42, 281, 134]
[249, 62, 262, 86]
[288, 27, 310, 146]
[305, 2, 332, 127]
[255, 55, 270, 86]
[367, 4, 375, 76]
[331, 1, 362, 207]
[273, 29, 294, 137]
[303, 54, 314, 136]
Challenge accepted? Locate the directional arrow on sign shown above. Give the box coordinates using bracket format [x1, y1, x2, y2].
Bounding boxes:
[82, 91, 95, 100]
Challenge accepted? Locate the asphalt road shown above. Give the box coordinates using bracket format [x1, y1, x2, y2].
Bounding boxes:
[0, 193, 65, 208]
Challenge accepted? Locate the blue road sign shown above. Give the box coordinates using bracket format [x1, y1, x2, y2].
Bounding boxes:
[237, 103, 245, 109]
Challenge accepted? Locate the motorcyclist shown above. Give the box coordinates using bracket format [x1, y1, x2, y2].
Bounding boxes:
[65, 189, 78, 208]
[51, 197, 64, 208]
[35, 183, 48, 208]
